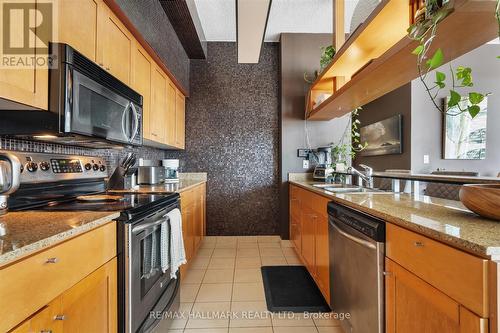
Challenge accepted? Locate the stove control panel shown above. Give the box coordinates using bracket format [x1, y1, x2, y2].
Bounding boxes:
[0, 151, 108, 183]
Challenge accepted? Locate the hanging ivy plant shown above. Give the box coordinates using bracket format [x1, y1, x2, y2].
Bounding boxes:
[331, 107, 367, 167]
[407, 0, 500, 118]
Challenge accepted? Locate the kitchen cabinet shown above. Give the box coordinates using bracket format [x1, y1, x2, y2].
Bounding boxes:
[289, 184, 330, 302]
[97, 3, 133, 84]
[166, 80, 177, 146]
[131, 44, 153, 141]
[10, 298, 62, 333]
[150, 66, 168, 143]
[385, 258, 488, 333]
[1, 222, 117, 333]
[175, 91, 186, 149]
[180, 183, 207, 266]
[57, 0, 99, 61]
[59, 258, 117, 333]
[0, 0, 48, 110]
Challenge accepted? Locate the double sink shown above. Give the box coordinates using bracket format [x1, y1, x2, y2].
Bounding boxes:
[312, 183, 390, 194]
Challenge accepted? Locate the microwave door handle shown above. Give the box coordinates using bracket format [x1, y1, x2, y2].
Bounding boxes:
[67, 68, 73, 110]
[130, 103, 139, 142]
[121, 102, 131, 141]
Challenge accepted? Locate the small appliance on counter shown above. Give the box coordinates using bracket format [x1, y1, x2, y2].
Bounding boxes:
[0, 152, 21, 215]
[137, 166, 165, 185]
[313, 146, 334, 180]
[162, 159, 179, 183]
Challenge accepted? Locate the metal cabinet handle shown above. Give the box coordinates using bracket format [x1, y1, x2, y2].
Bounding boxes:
[54, 315, 66, 321]
[383, 271, 392, 276]
[414, 241, 424, 247]
[40, 330, 52, 333]
[45, 257, 58, 264]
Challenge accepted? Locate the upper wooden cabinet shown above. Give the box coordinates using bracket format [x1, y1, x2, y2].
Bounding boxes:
[97, 3, 133, 84]
[166, 80, 177, 146]
[57, 0, 99, 61]
[150, 66, 168, 143]
[175, 91, 186, 149]
[0, 0, 48, 110]
[132, 44, 153, 141]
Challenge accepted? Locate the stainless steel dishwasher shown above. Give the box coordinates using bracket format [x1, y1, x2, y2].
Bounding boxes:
[327, 202, 385, 333]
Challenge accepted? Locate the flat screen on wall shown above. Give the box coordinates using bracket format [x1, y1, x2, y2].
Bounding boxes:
[443, 97, 487, 160]
[359, 115, 402, 156]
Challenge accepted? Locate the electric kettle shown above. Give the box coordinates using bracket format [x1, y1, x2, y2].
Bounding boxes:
[0, 152, 21, 215]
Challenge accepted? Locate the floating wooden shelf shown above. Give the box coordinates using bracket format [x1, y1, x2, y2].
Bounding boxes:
[306, 0, 498, 121]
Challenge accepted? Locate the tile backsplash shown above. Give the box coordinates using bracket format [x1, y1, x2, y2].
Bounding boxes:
[0, 137, 167, 175]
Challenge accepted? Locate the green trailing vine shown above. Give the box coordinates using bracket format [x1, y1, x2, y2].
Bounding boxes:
[331, 107, 367, 168]
[304, 45, 336, 83]
[408, 0, 500, 119]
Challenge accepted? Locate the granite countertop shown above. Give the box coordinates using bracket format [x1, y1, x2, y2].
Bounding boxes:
[0, 211, 120, 268]
[290, 179, 500, 259]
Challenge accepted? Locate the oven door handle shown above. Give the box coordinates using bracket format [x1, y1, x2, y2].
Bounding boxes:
[132, 216, 169, 234]
[331, 222, 376, 250]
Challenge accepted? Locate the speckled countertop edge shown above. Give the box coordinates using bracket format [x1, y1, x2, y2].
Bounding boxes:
[289, 180, 500, 259]
[0, 212, 120, 268]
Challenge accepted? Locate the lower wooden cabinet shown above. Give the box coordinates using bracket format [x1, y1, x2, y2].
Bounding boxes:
[10, 298, 62, 333]
[180, 183, 207, 264]
[289, 184, 330, 302]
[385, 258, 488, 333]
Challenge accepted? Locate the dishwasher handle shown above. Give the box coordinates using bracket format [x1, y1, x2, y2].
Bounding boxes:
[331, 221, 376, 250]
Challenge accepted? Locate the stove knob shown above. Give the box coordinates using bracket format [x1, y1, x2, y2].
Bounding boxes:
[26, 161, 38, 172]
[40, 161, 50, 171]
[99, 165, 106, 172]
[84, 163, 92, 171]
[92, 164, 99, 171]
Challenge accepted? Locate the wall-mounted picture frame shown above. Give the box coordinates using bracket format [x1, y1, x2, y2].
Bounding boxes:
[442, 97, 488, 160]
[359, 114, 403, 157]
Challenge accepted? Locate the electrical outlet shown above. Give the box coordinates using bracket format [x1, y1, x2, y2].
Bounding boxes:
[297, 149, 312, 158]
[423, 155, 430, 164]
[303, 160, 310, 169]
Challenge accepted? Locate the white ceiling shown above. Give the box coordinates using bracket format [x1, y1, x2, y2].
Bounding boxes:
[193, 0, 362, 43]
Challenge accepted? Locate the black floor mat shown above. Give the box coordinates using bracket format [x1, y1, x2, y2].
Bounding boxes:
[261, 265, 331, 312]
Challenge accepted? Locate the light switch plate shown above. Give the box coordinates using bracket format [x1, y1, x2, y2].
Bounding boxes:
[303, 160, 309, 169]
[423, 155, 430, 164]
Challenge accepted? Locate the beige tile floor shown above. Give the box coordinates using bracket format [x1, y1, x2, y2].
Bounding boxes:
[153, 236, 344, 333]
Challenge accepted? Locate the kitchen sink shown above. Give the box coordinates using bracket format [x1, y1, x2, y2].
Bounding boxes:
[313, 183, 390, 194]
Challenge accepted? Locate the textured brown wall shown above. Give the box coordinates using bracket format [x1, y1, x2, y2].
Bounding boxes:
[166, 42, 280, 236]
[354, 83, 412, 172]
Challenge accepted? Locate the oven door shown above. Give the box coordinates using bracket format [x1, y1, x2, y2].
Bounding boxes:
[66, 67, 142, 145]
[127, 211, 179, 333]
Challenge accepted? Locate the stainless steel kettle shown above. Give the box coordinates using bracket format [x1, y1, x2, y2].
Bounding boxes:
[0, 152, 21, 215]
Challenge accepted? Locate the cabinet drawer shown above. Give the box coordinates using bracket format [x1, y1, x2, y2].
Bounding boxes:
[386, 223, 488, 316]
[0, 222, 116, 333]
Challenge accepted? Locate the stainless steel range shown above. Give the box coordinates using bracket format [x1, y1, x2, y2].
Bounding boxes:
[1, 150, 180, 333]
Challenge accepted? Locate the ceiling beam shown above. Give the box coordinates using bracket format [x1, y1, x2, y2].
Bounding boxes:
[236, 0, 272, 63]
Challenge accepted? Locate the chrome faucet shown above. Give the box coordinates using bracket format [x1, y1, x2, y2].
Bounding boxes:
[348, 164, 374, 188]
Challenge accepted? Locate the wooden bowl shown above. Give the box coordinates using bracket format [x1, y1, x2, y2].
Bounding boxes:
[459, 184, 500, 221]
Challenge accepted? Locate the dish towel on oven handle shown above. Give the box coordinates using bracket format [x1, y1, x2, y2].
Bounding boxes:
[163, 208, 187, 279]
[159, 215, 171, 274]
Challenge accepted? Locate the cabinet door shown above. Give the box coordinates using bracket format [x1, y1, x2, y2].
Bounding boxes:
[132, 45, 152, 140]
[166, 80, 177, 146]
[60, 258, 117, 333]
[0, 0, 48, 109]
[386, 258, 460, 333]
[300, 206, 316, 274]
[150, 66, 167, 143]
[9, 298, 62, 333]
[58, 0, 99, 61]
[314, 213, 330, 301]
[175, 91, 186, 149]
[97, 5, 132, 84]
[193, 191, 202, 251]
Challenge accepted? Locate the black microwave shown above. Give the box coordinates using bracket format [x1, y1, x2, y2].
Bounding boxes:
[0, 43, 143, 148]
